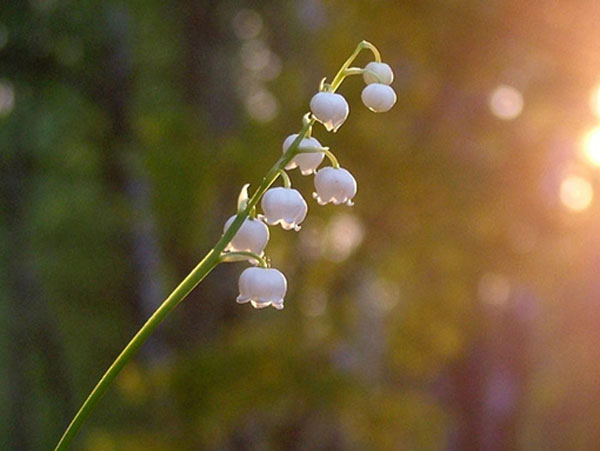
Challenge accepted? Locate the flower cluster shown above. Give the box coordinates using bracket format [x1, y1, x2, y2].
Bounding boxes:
[54, 42, 399, 451]
[221, 42, 396, 310]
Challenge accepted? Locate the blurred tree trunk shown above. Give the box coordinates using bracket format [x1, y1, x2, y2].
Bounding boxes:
[172, 0, 241, 345]
[180, 0, 238, 132]
[99, 4, 167, 361]
[444, 289, 535, 450]
[2, 147, 73, 450]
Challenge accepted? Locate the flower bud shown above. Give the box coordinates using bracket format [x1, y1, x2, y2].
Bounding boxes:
[261, 187, 308, 231]
[223, 216, 270, 260]
[282, 134, 325, 175]
[313, 166, 357, 206]
[236, 267, 287, 310]
[309, 92, 349, 132]
[361, 83, 397, 113]
[363, 62, 394, 85]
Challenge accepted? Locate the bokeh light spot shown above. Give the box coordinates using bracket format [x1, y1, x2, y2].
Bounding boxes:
[232, 9, 263, 40]
[301, 289, 327, 317]
[489, 84, 523, 120]
[241, 40, 272, 72]
[0, 80, 15, 116]
[245, 89, 278, 122]
[560, 174, 593, 212]
[324, 214, 365, 262]
[581, 126, 600, 166]
[478, 272, 511, 307]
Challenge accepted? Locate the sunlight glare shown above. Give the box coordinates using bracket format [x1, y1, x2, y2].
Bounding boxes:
[581, 126, 600, 166]
[560, 175, 593, 212]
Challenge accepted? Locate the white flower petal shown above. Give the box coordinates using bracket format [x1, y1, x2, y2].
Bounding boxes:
[363, 62, 394, 85]
[236, 267, 287, 310]
[223, 215, 270, 258]
[282, 135, 325, 175]
[261, 187, 308, 231]
[313, 167, 357, 206]
[309, 92, 349, 133]
[361, 84, 397, 113]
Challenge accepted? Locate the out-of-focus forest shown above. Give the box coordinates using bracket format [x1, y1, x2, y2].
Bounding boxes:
[3, 0, 600, 449]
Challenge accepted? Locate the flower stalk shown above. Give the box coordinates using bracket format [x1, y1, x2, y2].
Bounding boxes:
[220, 251, 268, 268]
[55, 119, 313, 450]
[278, 169, 292, 189]
[55, 40, 389, 450]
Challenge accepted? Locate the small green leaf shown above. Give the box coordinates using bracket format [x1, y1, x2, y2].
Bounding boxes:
[237, 183, 250, 212]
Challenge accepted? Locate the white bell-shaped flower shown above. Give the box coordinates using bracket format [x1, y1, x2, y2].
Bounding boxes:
[223, 215, 270, 260]
[363, 62, 394, 85]
[309, 92, 349, 132]
[261, 187, 308, 231]
[313, 166, 357, 206]
[361, 83, 397, 113]
[282, 134, 325, 175]
[236, 267, 287, 310]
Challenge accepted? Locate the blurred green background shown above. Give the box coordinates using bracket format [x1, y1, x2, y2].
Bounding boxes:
[3, 0, 600, 449]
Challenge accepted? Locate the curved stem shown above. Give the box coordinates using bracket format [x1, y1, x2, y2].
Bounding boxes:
[55, 40, 377, 449]
[55, 248, 221, 450]
[343, 67, 365, 77]
[220, 251, 268, 268]
[360, 40, 381, 62]
[55, 117, 315, 450]
[329, 40, 381, 92]
[323, 149, 340, 169]
[344, 67, 385, 84]
[296, 147, 340, 169]
[278, 169, 292, 188]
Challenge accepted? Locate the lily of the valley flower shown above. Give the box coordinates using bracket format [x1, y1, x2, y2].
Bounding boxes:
[261, 187, 308, 231]
[361, 83, 397, 113]
[236, 267, 287, 310]
[363, 61, 394, 85]
[283, 134, 325, 175]
[223, 215, 270, 260]
[310, 92, 349, 132]
[313, 166, 357, 206]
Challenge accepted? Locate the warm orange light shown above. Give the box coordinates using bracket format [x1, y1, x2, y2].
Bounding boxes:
[582, 126, 600, 166]
[560, 175, 593, 212]
[590, 84, 600, 118]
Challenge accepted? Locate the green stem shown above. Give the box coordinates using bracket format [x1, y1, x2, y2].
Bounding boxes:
[329, 40, 381, 92]
[296, 147, 340, 169]
[278, 169, 292, 188]
[322, 149, 340, 169]
[55, 40, 382, 449]
[220, 251, 268, 268]
[55, 118, 315, 450]
[342, 67, 365, 77]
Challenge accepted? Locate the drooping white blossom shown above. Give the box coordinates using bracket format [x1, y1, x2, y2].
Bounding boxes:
[363, 62, 394, 85]
[313, 166, 357, 206]
[223, 215, 270, 260]
[261, 187, 308, 231]
[236, 267, 287, 310]
[282, 134, 325, 175]
[361, 83, 397, 113]
[310, 92, 349, 132]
